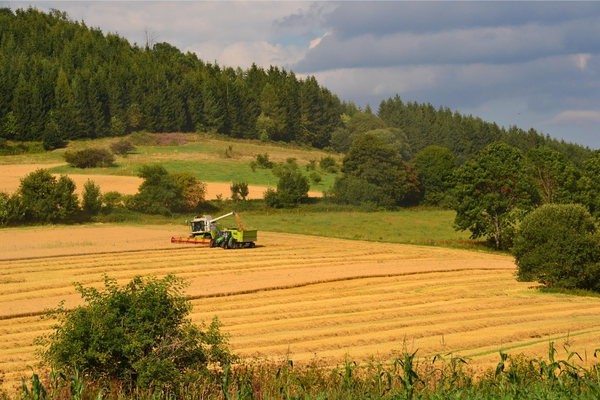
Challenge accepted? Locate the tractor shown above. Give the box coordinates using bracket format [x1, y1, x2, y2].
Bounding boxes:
[171, 211, 257, 248]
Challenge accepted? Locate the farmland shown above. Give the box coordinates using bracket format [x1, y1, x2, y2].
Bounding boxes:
[2, 224, 600, 391]
[0, 134, 338, 199]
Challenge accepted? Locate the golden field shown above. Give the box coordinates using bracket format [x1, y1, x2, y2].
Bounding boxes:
[1, 224, 600, 390]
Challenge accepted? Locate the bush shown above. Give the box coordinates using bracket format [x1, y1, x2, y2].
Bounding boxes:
[319, 156, 337, 170]
[133, 164, 184, 215]
[265, 171, 310, 208]
[310, 172, 322, 184]
[37, 275, 234, 390]
[263, 187, 279, 208]
[101, 191, 123, 213]
[306, 160, 317, 171]
[230, 181, 249, 201]
[328, 175, 383, 207]
[19, 169, 79, 222]
[64, 148, 115, 168]
[255, 153, 274, 169]
[81, 179, 102, 215]
[110, 140, 136, 155]
[172, 172, 206, 211]
[0, 191, 24, 225]
[513, 204, 600, 291]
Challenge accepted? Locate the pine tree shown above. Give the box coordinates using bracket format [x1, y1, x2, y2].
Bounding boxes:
[54, 69, 79, 139]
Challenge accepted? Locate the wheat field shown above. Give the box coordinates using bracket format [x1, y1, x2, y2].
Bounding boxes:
[1, 224, 600, 390]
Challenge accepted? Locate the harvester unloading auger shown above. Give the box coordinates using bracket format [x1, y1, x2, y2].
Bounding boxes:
[170, 211, 257, 249]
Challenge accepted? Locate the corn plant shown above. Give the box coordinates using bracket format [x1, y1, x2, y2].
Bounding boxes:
[22, 367, 46, 400]
[276, 360, 307, 400]
[393, 350, 423, 400]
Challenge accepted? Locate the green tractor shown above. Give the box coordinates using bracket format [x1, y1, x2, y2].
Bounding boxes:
[211, 228, 257, 249]
[171, 211, 258, 248]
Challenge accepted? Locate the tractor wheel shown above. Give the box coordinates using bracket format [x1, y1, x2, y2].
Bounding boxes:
[229, 238, 235, 249]
[237, 242, 244, 249]
[250, 242, 256, 248]
[210, 240, 216, 248]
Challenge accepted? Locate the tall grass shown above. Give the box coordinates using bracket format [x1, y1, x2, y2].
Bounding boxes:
[12, 344, 600, 399]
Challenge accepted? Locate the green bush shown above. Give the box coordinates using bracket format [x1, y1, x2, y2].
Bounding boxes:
[37, 275, 234, 390]
[271, 171, 310, 208]
[328, 175, 383, 207]
[309, 172, 322, 184]
[255, 153, 273, 169]
[0, 191, 24, 225]
[64, 148, 115, 168]
[513, 203, 600, 291]
[19, 169, 79, 222]
[81, 179, 102, 215]
[133, 164, 184, 215]
[109, 140, 136, 155]
[230, 181, 249, 201]
[263, 187, 279, 208]
[101, 191, 123, 213]
[319, 156, 336, 170]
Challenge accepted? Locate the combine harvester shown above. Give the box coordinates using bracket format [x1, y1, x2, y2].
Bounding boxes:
[171, 211, 257, 249]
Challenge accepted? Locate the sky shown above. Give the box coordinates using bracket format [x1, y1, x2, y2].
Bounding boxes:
[3, 1, 600, 150]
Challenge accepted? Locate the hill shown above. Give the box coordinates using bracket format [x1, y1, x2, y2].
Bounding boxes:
[0, 6, 592, 168]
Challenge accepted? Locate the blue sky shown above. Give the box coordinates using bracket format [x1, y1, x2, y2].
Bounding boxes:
[4, 1, 600, 149]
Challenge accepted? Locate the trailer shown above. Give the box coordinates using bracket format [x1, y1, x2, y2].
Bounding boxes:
[211, 228, 257, 249]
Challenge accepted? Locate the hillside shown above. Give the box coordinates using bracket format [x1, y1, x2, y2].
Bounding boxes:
[0, 7, 592, 168]
[0, 133, 340, 198]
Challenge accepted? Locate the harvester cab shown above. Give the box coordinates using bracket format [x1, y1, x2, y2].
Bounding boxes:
[190, 211, 236, 239]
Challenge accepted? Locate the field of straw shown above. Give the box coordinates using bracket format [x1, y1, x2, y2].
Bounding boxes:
[0, 163, 320, 200]
[2, 224, 600, 390]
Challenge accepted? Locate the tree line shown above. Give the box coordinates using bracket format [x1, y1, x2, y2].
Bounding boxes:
[1, 6, 593, 167]
[0, 7, 342, 148]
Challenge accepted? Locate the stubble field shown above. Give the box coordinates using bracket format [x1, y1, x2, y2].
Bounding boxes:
[2, 224, 600, 390]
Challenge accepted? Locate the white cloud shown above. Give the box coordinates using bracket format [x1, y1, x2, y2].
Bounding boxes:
[309, 32, 329, 50]
[541, 110, 600, 127]
[195, 40, 307, 70]
[574, 53, 591, 70]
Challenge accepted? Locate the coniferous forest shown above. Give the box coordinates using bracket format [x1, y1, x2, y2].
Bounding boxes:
[0, 7, 593, 166]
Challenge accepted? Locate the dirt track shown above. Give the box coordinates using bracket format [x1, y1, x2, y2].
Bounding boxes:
[0, 164, 321, 199]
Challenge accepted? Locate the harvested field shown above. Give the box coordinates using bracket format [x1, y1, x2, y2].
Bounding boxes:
[0, 163, 321, 199]
[1, 225, 599, 390]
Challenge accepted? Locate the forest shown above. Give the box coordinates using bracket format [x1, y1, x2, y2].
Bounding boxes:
[0, 6, 593, 166]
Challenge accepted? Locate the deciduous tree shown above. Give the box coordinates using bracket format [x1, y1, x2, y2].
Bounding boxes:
[449, 142, 538, 249]
[513, 204, 600, 291]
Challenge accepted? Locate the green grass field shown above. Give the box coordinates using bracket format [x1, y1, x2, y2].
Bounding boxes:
[168, 207, 479, 250]
[34, 134, 340, 190]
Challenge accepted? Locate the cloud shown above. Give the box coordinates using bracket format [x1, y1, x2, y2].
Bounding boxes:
[294, 17, 600, 72]
[541, 111, 600, 127]
[322, 2, 600, 38]
[194, 40, 307, 70]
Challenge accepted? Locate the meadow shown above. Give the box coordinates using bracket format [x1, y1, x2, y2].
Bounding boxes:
[0, 133, 340, 190]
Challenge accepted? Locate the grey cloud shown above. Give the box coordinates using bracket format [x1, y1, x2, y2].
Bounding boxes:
[324, 2, 600, 39]
[312, 53, 600, 114]
[293, 16, 600, 72]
